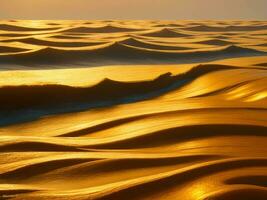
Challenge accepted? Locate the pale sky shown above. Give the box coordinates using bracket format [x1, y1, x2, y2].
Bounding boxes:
[0, 0, 267, 20]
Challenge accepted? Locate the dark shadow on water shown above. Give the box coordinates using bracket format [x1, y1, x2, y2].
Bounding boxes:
[0, 64, 236, 127]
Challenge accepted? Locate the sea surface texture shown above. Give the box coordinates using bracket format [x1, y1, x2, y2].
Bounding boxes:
[0, 20, 267, 200]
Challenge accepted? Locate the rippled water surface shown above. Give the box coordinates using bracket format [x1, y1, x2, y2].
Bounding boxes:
[0, 20, 267, 200]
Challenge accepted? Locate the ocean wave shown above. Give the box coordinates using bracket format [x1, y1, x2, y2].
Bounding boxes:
[194, 38, 234, 46]
[63, 25, 143, 33]
[0, 20, 267, 200]
[119, 37, 193, 50]
[183, 24, 267, 32]
[2, 37, 106, 48]
[0, 64, 241, 127]
[0, 64, 237, 111]
[0, 46, 28, 53]
[0, 24, 58, 32]
[139, 28, 190, 37]
[0, 43, 265, 65]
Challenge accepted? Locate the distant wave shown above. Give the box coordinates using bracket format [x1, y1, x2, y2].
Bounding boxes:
[0, 43, 265, 66]
[120, 37, 193, 50]
[0, 24, 58, 32]
[154, 23, 183, 28]
[51, 34, 87, 39]
[194, 39, 234, 46]
[183, 24, 267, 32]
[0, 46, 27, 54]
[63, 25, 143, 33]
[3, 37, 106, 48]
[0, 21, 266, 68]
[139, 28, 190, 37]
[0, 33, 30, 37]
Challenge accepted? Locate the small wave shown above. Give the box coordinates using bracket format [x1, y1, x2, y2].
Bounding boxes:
[183, 24, 267, 32]
[63, 25, 143, 33]
[0, 33, 30, 37]
[194, 39, 234, 46]
[140, 28, 190, 38]
[83, 124, 267, 149]
[0, 24, 58, 32]
[154, 23, 183, 28]
[120, 37, 193, 50]
[0, 46, 28, 53]
[51, 34, 86, 39]
[0, 43, 265, 66]
[3, 37, 105, 48]
[46, 23, 60, 26]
